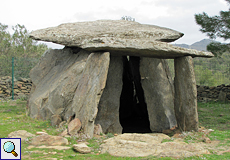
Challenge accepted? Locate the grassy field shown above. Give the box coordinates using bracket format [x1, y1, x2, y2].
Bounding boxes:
[0, 99, 229, 159]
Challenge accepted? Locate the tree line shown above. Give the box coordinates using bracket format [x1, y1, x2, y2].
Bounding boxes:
[0, 23, 49, 78]
[193, 0, 230, 86]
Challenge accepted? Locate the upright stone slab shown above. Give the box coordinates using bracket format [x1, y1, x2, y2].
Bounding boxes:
[72, 52, 110, 138]
[140, 58, 177, 132]
[95, 56, 123, 134]
[28, 48, 90, 121]
[174, 56, 198, 131]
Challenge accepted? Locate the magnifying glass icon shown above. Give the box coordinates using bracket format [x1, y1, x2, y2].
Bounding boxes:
[3, 141, 18, 157]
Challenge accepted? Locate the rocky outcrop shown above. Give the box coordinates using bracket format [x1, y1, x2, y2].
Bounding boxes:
[30, 20, 213, 58]
[100, 133, 210, 158]
[174, 56, 198, 131]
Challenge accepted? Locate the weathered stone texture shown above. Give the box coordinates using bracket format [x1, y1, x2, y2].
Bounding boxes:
[30, 20, 183, 45]
[140, 58, 177, 132]
[95, 56, 123, 134]
[28, 48, 91, 121]
[30, 20, 213, 58]
[68, 118, 82, 136]
[94, 124, 103, 135]
[72, 52, 110, 138]
[30, 134, 68, 146]
[100, 133, 210, 158]
[8, 130, 35, 141]
[26, 19, 210, 136]
[174, 56, 198, 131]
[73, 143, 91, 154]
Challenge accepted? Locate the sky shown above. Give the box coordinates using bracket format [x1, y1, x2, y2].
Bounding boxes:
[1, 0, 229, 48]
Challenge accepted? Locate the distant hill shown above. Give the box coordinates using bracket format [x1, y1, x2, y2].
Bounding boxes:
[173, 39, 217, 51]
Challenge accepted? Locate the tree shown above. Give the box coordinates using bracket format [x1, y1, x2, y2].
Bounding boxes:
[0, 23, 12, 56]
[0, 23, 49, 58]
[195, 0, 230, 56]
[0, 23, 49, 77]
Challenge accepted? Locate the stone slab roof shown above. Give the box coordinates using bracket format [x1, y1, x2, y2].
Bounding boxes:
[30, 20, 214, 58]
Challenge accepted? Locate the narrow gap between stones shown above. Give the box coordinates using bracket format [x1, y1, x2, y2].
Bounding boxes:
[119, 56, 152, 133]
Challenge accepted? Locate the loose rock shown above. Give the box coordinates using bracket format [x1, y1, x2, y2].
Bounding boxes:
[36, 131, 48, 135]
[51, 115, 62, 127]
[68, 118, 82, 136]
[73, 143, 91, 154]
[60, 129, 68, 137]
[94, 124, 103, 135]
[36, 145, 71, 150]
[30, 134, 68, 146]
[8, 130, 35, 141]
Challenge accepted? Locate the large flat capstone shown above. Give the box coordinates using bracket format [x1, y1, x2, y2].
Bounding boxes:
[30, 20, 214, 58]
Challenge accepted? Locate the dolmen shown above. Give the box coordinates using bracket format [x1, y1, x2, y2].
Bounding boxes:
[29, 20, 214, 138]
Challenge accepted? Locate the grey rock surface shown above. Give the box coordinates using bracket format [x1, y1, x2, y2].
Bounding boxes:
[73, 52, 110, 138]
[29, 20, 214, 58]
[100, 133, 210, 158]
[140, 58, 177, 132]
[30, 134, 68, 146]
[35, 145, 71, 150]
[94, 124, 103, 135]
[51, 115, 62, 127]
[28, 48, 90, 121]
[95, 56, 123, 134]
[174, 56, 198, 131]
[68, 118, 82, 136]
[8, 130, 35, 141]
[30, 19, 183, 44]
[73, 143, 91, 154]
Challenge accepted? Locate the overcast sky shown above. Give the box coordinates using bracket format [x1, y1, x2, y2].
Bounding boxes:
[1, 0, 229, 48]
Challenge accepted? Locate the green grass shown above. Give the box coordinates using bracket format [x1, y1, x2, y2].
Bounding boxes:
[198, 102, 230, 130]
[0, 100, 230, 159]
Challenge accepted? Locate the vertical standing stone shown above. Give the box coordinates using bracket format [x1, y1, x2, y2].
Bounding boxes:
[72, 52, 110, 138]
[140, 58, 177, 132]
[95, 56, 123, 134]
[28, 48, 90, 120]
[174, 56, 198, 131]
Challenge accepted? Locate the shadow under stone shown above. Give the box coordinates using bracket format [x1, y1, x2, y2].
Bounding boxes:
[119, 56, 152, 133]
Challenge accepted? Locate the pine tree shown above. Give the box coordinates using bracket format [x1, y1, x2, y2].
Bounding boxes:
[195, 0, 230, 56]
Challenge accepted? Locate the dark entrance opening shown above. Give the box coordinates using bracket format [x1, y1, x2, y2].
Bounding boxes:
[119, 56, 152, 133]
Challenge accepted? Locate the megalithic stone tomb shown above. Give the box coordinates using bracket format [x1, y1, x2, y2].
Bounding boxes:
[28, 20, 214, 138]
